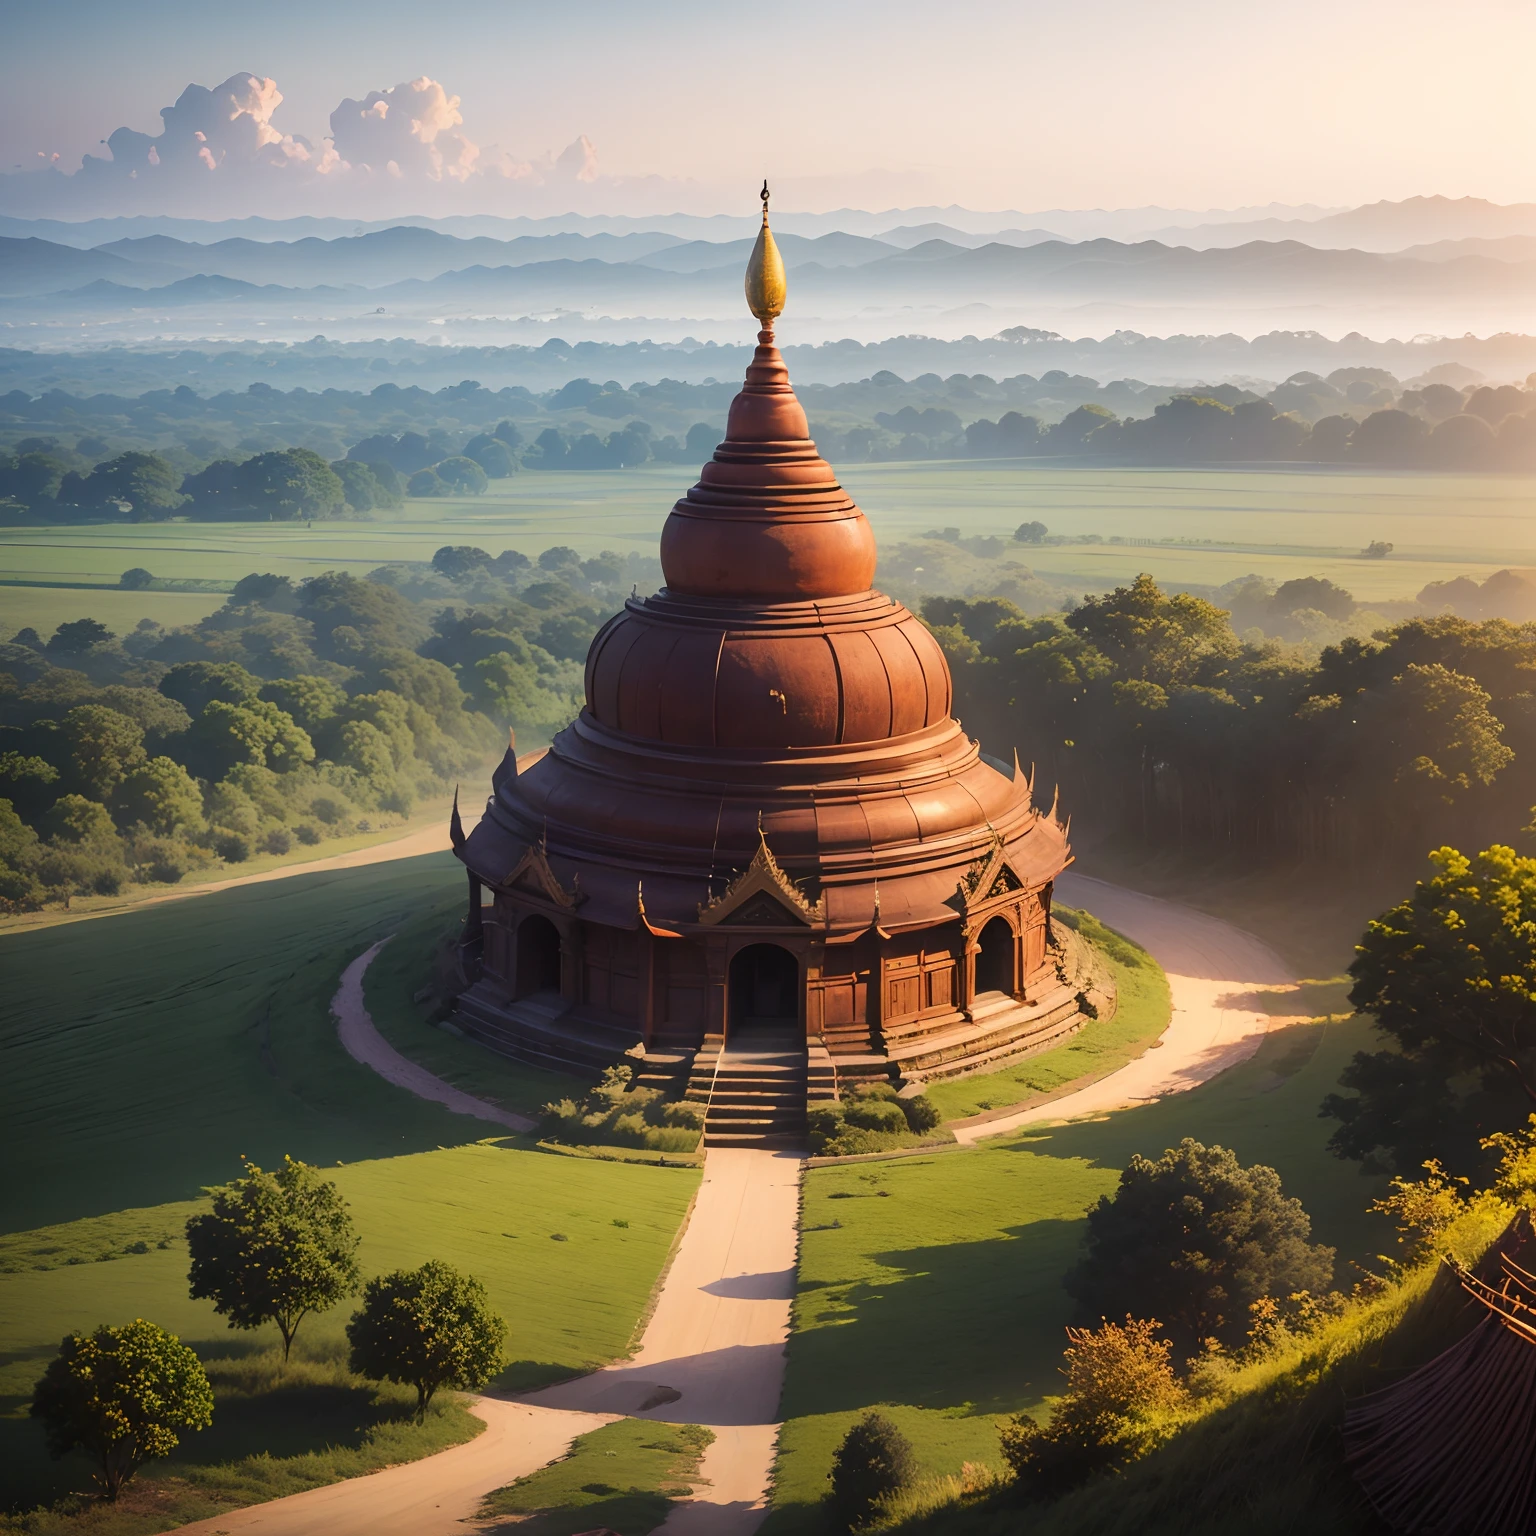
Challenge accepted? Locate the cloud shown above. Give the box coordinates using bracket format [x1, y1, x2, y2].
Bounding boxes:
[327, 77, 479, 183]
[0, 71, 622, 217]
[80, 73, 314, 183]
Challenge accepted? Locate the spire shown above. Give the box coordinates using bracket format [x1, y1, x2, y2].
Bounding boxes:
[745, 180, 786, 332]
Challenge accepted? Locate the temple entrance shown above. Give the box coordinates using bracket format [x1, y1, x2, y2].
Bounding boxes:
[515, 915, 562, 997]
[728, 943, 799, 1030]
[975, 917, 1016, 998]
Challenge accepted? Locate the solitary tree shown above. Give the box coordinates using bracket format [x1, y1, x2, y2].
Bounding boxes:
[347, 1260, 506, 1416]
[31, 1319, 213, 1500]
[828, 1411, 916, 1529]
[1325, 844, 1536, 1173]
[186, 1157, 360, 1359]
[1066, 1139, 1334, 1353]
[1014, 520, 1049, 544]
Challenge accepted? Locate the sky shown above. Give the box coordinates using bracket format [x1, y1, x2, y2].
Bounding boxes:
[5, 0, 1536, 218]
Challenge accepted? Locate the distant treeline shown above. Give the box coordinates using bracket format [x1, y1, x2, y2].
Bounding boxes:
[6, 367, 1536, 523]
[0, 543, 656, 909]
[930, 577, 1536, 874]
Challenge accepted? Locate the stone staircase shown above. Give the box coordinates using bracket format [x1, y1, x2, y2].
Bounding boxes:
[702, 1026, 810, 1148]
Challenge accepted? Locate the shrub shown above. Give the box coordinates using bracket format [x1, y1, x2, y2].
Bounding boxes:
[310, 795, 346, 825]
[1066, 1138, 1335, 1353]
[261, 827, 293, 855]
[213, 831, 251, 863]
[844, 1098, 908, 1134]
[131, 835, 189, 884]
[347, 1260, 506, 1416]
[830, 1410, 917, 1528]
[999, 1316, 1185, 1498]
[537, 1063, 703, 1152]
[31, 1319, 214, 1499]
[903, 1094, 941, 1133]
[294, 823, 321, 845]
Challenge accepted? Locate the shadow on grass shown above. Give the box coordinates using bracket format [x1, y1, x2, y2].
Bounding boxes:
[783, 1218, 1088, 1422]
[480, 1488, 677, 1536]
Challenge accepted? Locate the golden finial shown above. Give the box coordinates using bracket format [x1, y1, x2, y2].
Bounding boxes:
[745, 180, 786, 329]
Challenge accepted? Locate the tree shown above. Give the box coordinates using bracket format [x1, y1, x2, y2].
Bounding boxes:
[347, 1260, 506, 1416]
[329, 458, 383, 513]
[1014, 520, 1049, 544]
[160, 660, 261, 715]
[432, 545, 492, 580]
[60, 706, 146, 802]
[259, 674, 347, 734]
[408, 469, 446, 497]
[114, 757, 203, 835]
[435, 456, 489, 494]
[31, 1319, 213, 1500]
[192, 699, 314, 776]
[186, 1157, 361, 1359]
[999, 1317, 1185, 1496]
[1066, 574, 1238, 688]
[80, 453, 185, 520]
[1325, 845, 1536, 1173]
[119, 567, 154, 590]
[46, 618, 113, 656]
[238, 449, 345, 519]
[1066, 1139, 1334, 1352]
[828, 1411, 916, 1529]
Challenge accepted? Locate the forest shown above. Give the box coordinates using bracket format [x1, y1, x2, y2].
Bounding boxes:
[6, 367, 1536, 525]
[928, 576, 1536, 875]
[0, 545, 648, 909]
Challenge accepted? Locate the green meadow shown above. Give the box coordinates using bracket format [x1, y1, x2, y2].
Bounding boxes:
[764, 986, 1386, 1535]
[0, 852, 698, 1521]
[5, 462, 1536, 639]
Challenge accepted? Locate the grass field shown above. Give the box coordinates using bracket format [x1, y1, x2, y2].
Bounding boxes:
[922, 906, 1171, 1124]
[478, 1419, 713, 1536]
[763, 980, 1382, 1535]
[0, 852, 699, 1522]
[4, 463, 1536, 639]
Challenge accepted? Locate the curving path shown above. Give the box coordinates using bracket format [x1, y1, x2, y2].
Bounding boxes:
[331, 937, 536, 1134]
[952, 870, 1298, 1144]
[178, 865, 1294, 1534]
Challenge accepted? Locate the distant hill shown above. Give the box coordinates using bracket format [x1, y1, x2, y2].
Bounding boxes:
[1158, 196, 1536, 252]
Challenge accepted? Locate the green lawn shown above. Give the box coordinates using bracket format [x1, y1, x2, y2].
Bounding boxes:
[0, 853, 699, 1523]
[922, 907, 1170, 1123]
[479, 1418, 714, 1536]
[765, 991, 1384, 1536]
[6, 463, 1536, 638]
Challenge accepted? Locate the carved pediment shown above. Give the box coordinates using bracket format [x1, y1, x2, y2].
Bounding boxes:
[698, 827, 825, 927]
[501, 839, 584, 910]
[957, 831, 1026, 910]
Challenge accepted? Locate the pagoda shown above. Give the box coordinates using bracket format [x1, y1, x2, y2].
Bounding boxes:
[453, 189, 1085, 1142]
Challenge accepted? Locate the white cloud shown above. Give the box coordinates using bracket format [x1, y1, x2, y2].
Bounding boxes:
[327, 77, 479, 183]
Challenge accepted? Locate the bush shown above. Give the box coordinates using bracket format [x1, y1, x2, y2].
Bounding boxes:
[31, 1319, 214, 1499]
[294, 823, 321, 845]
[999, 1316, 1186, 1498]
[844, 1098, 908, 1134]
[903, 1094, 941, 1133]
[1067, 1138, 1335, 1354]
[131, 835, 189, 884]
[213, 831, 251, 863]
[537, 1064, 703, 1153]
[261, 827, 293, 855]
[830, 1410, 916, 1528]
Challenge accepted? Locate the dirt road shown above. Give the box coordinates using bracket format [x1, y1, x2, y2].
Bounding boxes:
[953, 870, 1296, 1144]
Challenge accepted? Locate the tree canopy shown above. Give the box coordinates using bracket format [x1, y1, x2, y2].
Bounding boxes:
[186, 1157, 361, 1358]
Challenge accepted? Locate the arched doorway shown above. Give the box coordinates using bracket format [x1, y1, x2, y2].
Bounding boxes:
[728, 943, 799, 1029]
[515, 915, 562, 997]
[975, 916, 1016, 997]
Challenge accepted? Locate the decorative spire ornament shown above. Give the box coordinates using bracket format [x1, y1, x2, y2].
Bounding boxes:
[744, 180, 786, 333]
